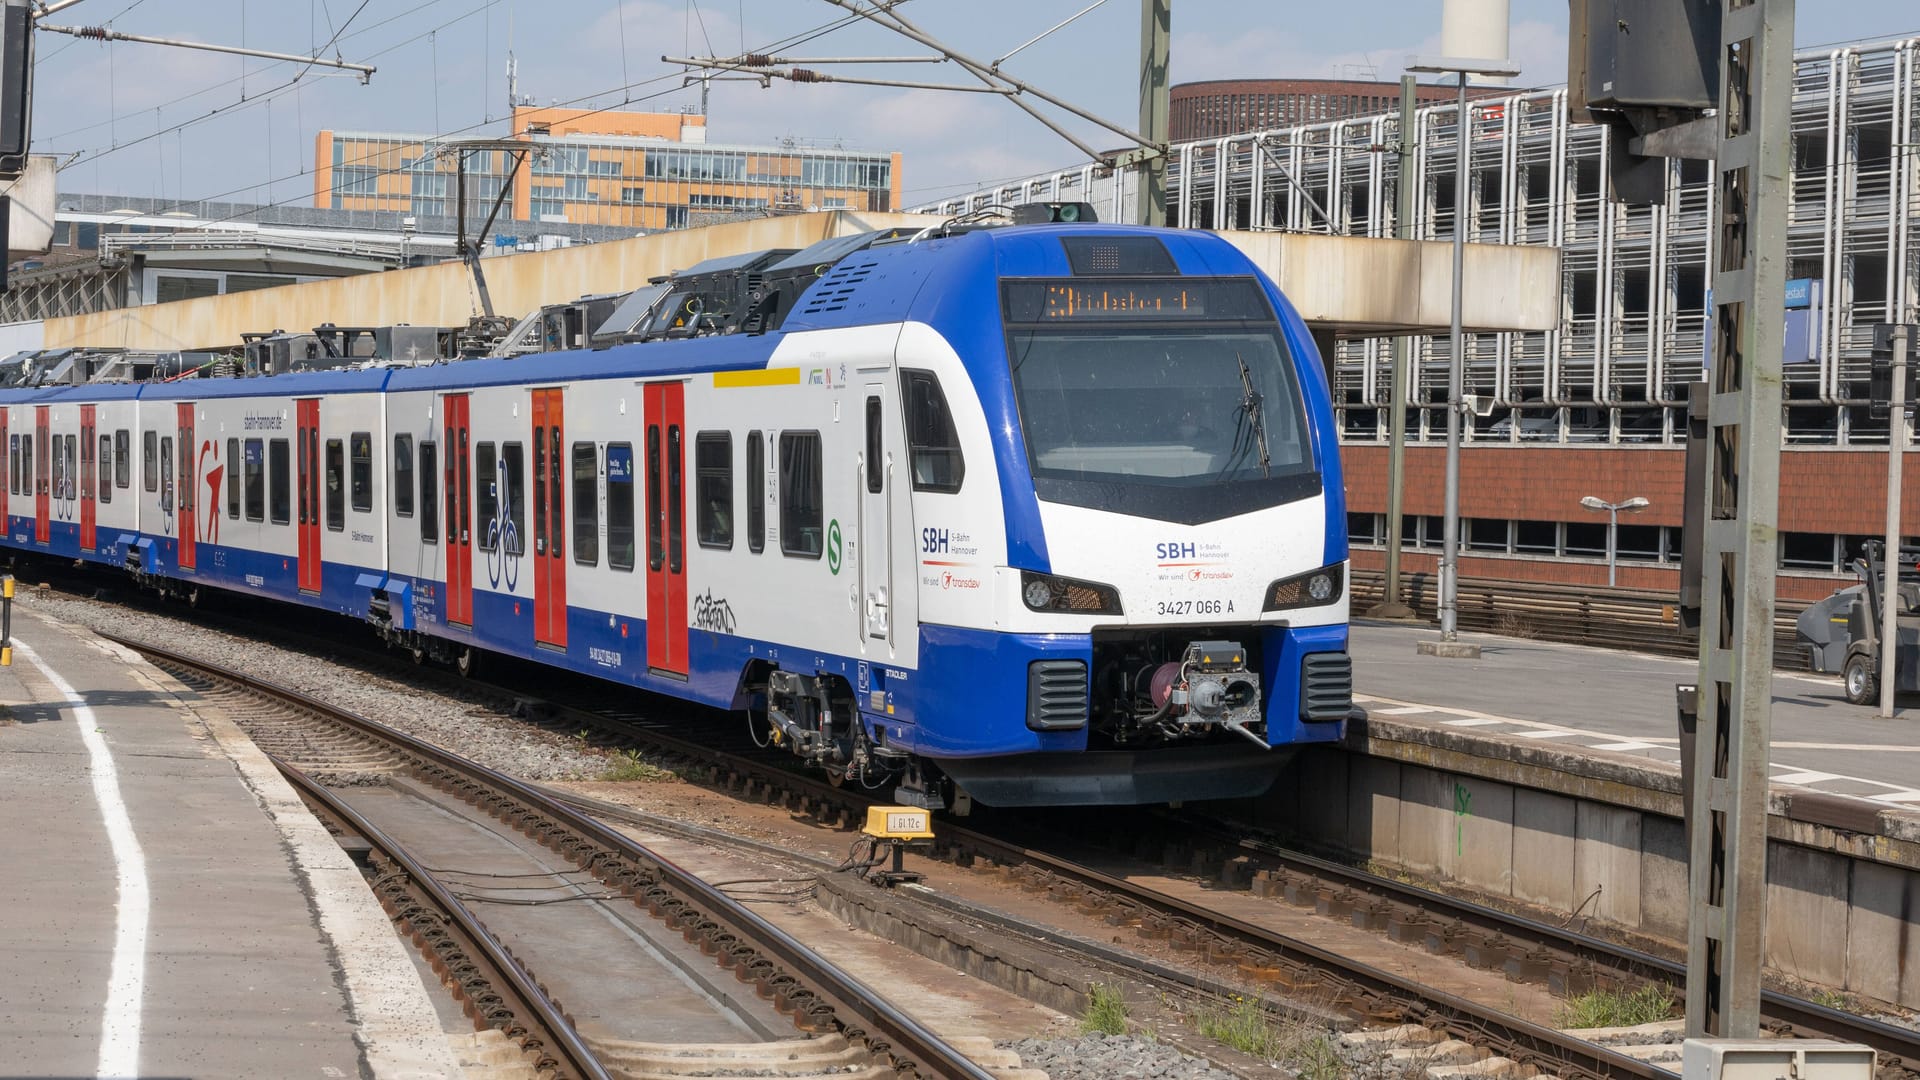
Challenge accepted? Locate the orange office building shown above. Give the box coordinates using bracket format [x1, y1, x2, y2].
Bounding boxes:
[314, 106, 903, 232]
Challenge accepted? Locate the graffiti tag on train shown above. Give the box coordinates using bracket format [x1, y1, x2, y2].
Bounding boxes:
[692, 589, 737, 635]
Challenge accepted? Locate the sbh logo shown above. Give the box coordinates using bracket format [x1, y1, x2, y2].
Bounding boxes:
[1156, 542, 1197, 561]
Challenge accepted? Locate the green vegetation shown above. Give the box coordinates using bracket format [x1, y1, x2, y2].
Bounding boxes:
[1809, 988, 1854, 1012]
[599, 748, 673, 782]
[1081, 983, 1129, 1035]
[1554, 983, 1678, 1029]
[1195, 997, 1346, 1079]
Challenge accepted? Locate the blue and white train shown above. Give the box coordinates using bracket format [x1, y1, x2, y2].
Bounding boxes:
[0, 217, 1351, 808]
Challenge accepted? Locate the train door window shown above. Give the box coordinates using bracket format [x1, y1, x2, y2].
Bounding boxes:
[269, 439, 290, 524]
[226, 438, 241, 518]
[115, 430, 129, 489]
[572, 442, 598, 565]
[533, 427, 548, 558]
[18, 436, 28, 500]
[66, 436, 77, 500]
[746, 432, 764, 553]
[144, 430, 158, 492]
[667, 425, 683, 574]
[546, 426, 563, 565]
[52, 437, 64, 502]
[901, 370, 964, 492]
[244, 439, 265, 521]
[476, 443, 499, 551]
[646, 426, 662, 571]
[607, 443, 634, 571]
[98, 435, 111, 504]
[8, 434, 16, 494]
[778, 431, 822, 558]
[864, 397, 882, 493]
[393, 434, 415, 517]
[324, 438, 344, 531]
[418, 441, 439, 544]
[350, 431, 372, 513]
[695, 432, 731, 550]
[501, 442, 525, 557]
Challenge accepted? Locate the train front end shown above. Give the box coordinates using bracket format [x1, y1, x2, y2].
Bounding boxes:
[901, 224, 1351, 809]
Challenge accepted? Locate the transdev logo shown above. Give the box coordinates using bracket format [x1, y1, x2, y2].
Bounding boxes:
[941, 571, 981, 590]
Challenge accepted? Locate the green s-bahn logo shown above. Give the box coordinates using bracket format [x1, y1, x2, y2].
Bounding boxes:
[827, 519, 843, 575]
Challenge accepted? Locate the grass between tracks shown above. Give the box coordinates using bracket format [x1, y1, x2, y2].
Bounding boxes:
[598, 747, 675, 782]
[1081, 983, 1129, 1035]
[1553, 983, 1679, 1029]
[1194, 997, 1346, 1079]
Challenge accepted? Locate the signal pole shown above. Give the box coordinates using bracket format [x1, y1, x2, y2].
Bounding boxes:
[1135, 0, 1169, 227]
[1369, 75, 1419, 620]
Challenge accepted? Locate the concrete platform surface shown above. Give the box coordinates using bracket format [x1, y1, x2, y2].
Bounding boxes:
[1354, 620, 1920, 803]
[0, 605, 456, 1079]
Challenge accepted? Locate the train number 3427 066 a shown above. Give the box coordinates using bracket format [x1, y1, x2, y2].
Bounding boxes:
[1156, 598, 1232, 616]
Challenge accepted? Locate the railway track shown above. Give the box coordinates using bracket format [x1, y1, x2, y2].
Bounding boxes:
[111, 633, 1000, 1080]
[53, 583, 1918, 1080]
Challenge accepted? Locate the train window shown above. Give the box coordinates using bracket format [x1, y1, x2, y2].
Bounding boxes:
[476, 443, 499, 552]
[572, 442, 598, 565]
[646, 426, 662, 572]
[8, 434, 16, 494]
[501, 442, 525, 557]
[418, 441, 439, 544]
[546, 427, 563, 567]
[227, 438, 241, 519]
[160, 436, 173, 511]
[18, 435, 28, 500]
[667, 425, 683, 574]
[393, 435, 415, 517]
[779, 431, 823, 559]
[244, 439, 265, 521]
[746, 432, 764, 553]
[269, 439, 290, 524]
[52, 436, 65, 503]
[98, 435, 111, 505]
[865, 397, 883, 493]
[144, 430, 157, 492]
[695, 432, 731, 550]
[324, 438, 344, 531]
[115, 430, 129, 489]
[607, 443, 634, 571]
[350, 431, 372, 513]
[533, 428, 547, 558]
[901, 370, 964, 493]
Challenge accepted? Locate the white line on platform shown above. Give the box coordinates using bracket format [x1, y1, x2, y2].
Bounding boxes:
[15, 638, 149, 1080]
[1589, 740, 1667, 752]
[1869, 790, 1920, 804]
[1512, 729, 1584, 739]
[1376, 705, 1435, 715]
[1439, 717, 1502, 727]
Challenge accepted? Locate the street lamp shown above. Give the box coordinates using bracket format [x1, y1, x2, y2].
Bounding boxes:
[1580, 495, 1650, 588]
[1407, 53, 1519, 648]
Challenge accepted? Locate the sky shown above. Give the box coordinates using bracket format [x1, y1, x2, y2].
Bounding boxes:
[26, 0, 1920, 214]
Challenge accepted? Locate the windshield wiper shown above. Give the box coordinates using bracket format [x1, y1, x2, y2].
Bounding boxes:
[1236, 352, 1272, 479]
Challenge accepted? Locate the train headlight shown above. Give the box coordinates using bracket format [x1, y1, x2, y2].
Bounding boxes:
[1020, 570, 1124, 615]
[1263, 564, 1344, 612]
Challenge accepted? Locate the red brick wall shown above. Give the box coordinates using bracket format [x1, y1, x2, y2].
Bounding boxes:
[1341, 444, 1919, 603]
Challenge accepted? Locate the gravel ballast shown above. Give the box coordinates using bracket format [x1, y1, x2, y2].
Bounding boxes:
[1003, 1034, 1239, 1080]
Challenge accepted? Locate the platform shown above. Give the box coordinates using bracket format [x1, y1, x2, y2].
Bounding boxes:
[1353, 620, 1920, 803]
[0, 604, 457, 1079]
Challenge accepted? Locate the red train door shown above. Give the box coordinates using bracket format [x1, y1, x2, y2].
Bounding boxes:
[296, 399, 322, 593]
[175, 403, 196, 571]
[644, 382, 686, 675]
[444, 393, 473, 627]
[33, 406, 48, 545]
[531, 388, 568, 650]
[79, 405, 95, 553]
[1, 409, 11, 531]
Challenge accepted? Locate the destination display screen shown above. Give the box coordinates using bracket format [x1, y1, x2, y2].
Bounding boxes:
[1001, 277, 1272, 324]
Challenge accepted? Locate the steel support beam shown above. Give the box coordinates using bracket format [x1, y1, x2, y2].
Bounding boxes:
[1685, 0, 1794, 1040]
[1134, 0, 1170, 227]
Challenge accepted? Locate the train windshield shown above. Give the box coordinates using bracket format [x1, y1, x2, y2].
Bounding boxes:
[1003, 277, 1318, 520]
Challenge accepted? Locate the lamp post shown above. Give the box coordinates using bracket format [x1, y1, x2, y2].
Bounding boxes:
[1408, 54, 1518, 650]
[1580, 495, 1650, 588]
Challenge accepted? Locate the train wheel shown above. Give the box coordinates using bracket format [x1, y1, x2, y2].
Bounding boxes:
[1844, 652, 1878, 706]
[409, 644, 427, 666]
[456, 647, 477, 679]
[183, 585, 201, 608]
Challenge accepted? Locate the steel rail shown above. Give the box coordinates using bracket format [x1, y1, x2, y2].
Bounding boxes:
[275, 760, 616, 1080]
[111, 634, 998, 1080]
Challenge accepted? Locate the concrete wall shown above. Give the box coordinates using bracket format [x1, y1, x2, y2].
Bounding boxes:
[1251, 718, 1920, 1008]
[42, 211, 931, 353]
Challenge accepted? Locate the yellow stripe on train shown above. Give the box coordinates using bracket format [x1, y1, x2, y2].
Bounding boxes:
[713, 367, 801, 388]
